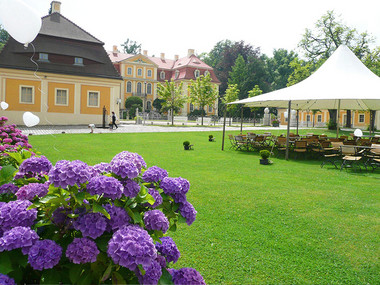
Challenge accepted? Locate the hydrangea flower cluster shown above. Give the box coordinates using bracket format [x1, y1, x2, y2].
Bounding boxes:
[0, 183, 18, 194]
[49, 160, 94, 188]
[122, 179, 141, 197]
[135, 259, 162, 284]
[15, 182, 49, 200]
[107, 225, 157, 271]
[87, 175, 123, 200]
[169, 268, 206, 285]
[66, 238, 99, 264]
[28, 240, 62, 270]
[0, 149, 204, 284]
[103, 203, 131, 231]
[147, 188, 163, 208]
[142, 166, 168, 183]
[0, 226, 39, 254]
[0, 200, 37, 232]
[0, 273, 16, 285]
[155, 236, 180, 264]
[18, 156, 52, 177]
[0, 117, 31, 153]
[144, 210, 169, 233]
[111, 151, 146, 171]
[74, 212, 107, 239]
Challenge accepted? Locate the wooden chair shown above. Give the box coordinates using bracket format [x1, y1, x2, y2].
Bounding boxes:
[275, 137, 288, 157]
[320, 142, 343, 168]
[340, 145, 362, 171]
[234, 135, 248, 151]
[293, 140, 308, 159]
[228, 134, 238, 150]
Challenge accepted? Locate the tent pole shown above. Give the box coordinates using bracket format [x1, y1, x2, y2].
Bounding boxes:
[222, 107, 227, 151]
[285, 100, 292, 160]
[336, 99, 341, 139]
[296, 110, 299, 135]
[240, 106, 243, 133]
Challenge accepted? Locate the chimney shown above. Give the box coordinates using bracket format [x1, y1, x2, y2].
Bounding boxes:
[113, 45, 118, 53]
[174, 55, 179, 61]
[187, 49, 195, 57]
[50, 1, 61, 13]
[143, 50, 148, 56]
[160, 53, 165, 60]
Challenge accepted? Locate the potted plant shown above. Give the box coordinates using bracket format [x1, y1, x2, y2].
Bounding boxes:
[183, 141, 191, 150]
[272, 119, 280, 127]
[259, 149, 271, 165]
[208, 135, 214, 142]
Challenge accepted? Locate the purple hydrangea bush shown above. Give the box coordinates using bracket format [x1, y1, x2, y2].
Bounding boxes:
[0, 146, 204, 284]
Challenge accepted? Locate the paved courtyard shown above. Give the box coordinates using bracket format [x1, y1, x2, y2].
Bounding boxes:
[18, 121, 290, 136]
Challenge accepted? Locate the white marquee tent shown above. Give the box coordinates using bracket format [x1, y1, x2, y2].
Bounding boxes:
[225, 45, 380, 158]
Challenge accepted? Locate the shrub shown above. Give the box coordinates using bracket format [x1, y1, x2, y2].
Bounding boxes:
[209, 135, 213, 139]
[327, 120, 337, 130]
[183, 141, 190, 147]
[189, 109, 206, 117]
[0, 148, 205, 284]
[259, 150, 271, 159]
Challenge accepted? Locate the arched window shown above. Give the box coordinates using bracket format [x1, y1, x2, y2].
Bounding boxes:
[137, 82, 142, 94]
[147, 83, 152, 94]
[160, 71, 165, 80]
[175, 70, 180, 79]
[194, 69, 200, 78]
[204, 70, 210, 76]
[147, 101, 151, 110]
[137, 68, 142, 76]
[126, 81, 132, 93]
[147, 70, 152, 77]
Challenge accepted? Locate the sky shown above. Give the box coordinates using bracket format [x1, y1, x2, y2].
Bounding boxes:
[0, 0, 379, 59]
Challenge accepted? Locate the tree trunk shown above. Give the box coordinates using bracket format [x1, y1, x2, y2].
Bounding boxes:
[201, 105, 204, 126]
[171, 108, 174, 126]
[253, 111, 256, 126]
[345, 110, 352, 128]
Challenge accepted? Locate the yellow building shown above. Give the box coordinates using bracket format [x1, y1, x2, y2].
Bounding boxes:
[108, 48, 220, 116]
[0, 2, 122, 125]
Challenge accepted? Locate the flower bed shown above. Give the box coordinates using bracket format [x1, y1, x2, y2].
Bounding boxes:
[0, 123, 205, 284]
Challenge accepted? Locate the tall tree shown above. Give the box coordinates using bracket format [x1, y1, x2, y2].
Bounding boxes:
[0, 25, 9, 51]
[248, 85, 263, 126]
[299, 10, 375, 62]
[266, 49, 298, 90]
[286, 57, 313, 87]
[189, 73, 218, 125]
[221, 84, 239, 124]
[121, 38, 142, 54]
[157, 81, 186, 126]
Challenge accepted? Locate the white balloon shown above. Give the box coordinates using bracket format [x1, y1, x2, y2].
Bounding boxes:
[23, 112, 40, 127]
[354, 128, 363, 137]
[0, 101, 8, 110]
[0, 0, 42, 46]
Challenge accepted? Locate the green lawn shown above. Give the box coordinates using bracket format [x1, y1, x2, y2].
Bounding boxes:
[29, 130, 380, 284]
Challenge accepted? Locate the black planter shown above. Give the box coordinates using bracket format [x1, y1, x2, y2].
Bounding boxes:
[260, 159, 269, 165]
[272, 122, 279, 127]
[184, 145, 190, 150]
[209, 139, 213, 142]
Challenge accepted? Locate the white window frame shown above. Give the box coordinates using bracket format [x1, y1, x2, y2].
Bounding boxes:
[359, 114, 365, 123]
[160, 71, 165, 80]
[147, 70, 152, 77]
[19, 86, 35, 104]
[175, 70, 180, 79]
[204, 70, 210, 76]
[127, 67, 132, 75]
[74, 57, 83, 65]
[146, 100, 151, 110]
[137, 82, 142, 94]
[194, 69, 200, 78]
[87, 91, 100, 107]
[55, 88, 69, 106]
[147, 83, 152, 94]
[126, 81, 132, 93]
[317, 114, 322, 122]
[137, 68, 142, 76]
[39, 53, 49, 61]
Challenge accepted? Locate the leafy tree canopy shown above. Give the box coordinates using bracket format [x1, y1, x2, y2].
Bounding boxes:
[222, 84, 239, 112]
[121, 38, 142, 54]
[0, 25, 9, 51]
[157, 81, 186, 125]
[299, 10, 375, 62]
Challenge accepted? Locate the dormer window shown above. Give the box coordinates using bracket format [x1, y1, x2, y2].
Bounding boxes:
[204, 70, 210, 76]
[39, 53, 49, 62]
[160, 71, 165, 80]
[74, 57, 83, 65]
[194, 69, 200, 78]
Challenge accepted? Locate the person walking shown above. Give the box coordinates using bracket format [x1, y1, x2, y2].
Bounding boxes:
[111, 111, 118, 129]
